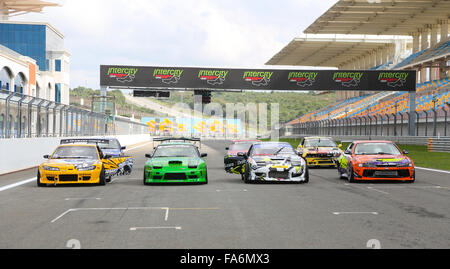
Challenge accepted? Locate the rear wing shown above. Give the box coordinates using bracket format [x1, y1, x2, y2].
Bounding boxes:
[60, 139, 111, 145]
[152, 137, 202, 149]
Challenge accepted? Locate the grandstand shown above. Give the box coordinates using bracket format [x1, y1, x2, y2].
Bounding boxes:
[268, 0, 450, 136]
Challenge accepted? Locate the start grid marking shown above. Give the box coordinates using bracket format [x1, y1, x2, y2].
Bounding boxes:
[50, 207, 221, 231]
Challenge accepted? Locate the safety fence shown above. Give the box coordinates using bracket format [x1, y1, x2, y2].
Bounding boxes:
[0, 90, 149, 139]
[428, 137, 450, 153]
[282, 106, 450, 138]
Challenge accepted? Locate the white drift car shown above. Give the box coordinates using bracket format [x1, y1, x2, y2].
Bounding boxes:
[239, 142, 309, 184]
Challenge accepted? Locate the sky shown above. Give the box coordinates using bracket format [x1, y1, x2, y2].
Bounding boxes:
[18, 0, 338, 89]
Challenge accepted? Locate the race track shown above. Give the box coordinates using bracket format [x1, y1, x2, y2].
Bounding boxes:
[0, 140, 449, 249]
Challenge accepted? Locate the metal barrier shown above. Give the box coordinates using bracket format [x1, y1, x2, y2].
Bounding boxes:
[281, 105, 450, 139]
[428, 137, 450, 153]
[0, 90, 148, 139]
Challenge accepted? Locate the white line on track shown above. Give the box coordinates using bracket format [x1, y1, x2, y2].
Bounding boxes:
[0, 177, 36, 192]
[216, 189, 248, 192]
[367, 187, 390, 195]
[130, 227, 181, 231]
[123, 141, 153, 152]
[50, 207, 218, 223]
[333, 212, 379, 215]
[65, 198, 102, 201]
[416, 167, 450, 174]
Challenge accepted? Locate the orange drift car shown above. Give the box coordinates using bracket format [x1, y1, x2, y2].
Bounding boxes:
[337, 141, 415, 183]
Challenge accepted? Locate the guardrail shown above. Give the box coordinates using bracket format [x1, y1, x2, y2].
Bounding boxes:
[281, 135, 441, 146]
[428, 137, 450, 153]
[0, 90, 149, 139]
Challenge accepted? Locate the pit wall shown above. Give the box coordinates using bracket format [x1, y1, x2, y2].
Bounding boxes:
[0, 134, 151, 175]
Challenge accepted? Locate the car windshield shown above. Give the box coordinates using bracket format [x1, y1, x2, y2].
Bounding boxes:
[229, 142, 254, 152]
[52, 146, 99, 159]
[97, 140, 120, 150]
[153, 145, 199, 158]
[304, 139, 336, 147]
[251, 144, 295, 156]
[354, 143, 401, 155]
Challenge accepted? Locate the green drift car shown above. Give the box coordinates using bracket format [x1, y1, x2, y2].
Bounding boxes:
[144, 139, 208, 185]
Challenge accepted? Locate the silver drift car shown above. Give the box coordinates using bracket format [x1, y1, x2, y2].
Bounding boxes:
[239, 142, 309, 184]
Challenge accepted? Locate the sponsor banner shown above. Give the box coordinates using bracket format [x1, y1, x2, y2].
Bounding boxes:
[101, 65, 416, 92]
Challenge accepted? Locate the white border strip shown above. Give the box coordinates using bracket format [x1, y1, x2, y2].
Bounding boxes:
[416, 167, 450, 174]
[123, 141, 153, 152]
[0, 177, 35, 192]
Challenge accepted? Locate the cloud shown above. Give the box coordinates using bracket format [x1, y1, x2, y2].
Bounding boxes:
[18, 0, 338, 88]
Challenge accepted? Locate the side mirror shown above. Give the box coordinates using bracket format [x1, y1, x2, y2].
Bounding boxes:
[43, 155, 50, 159]
[225, 147, 229, 150]
[121, 146, 126, 150]
[104, 154, 113, 159]
[344, 150, 352, 155]
[145, 154, 152, 158]
[403, 150, 409, 155]
[201, 153, 208, 158]
[237, 152, 247, 158]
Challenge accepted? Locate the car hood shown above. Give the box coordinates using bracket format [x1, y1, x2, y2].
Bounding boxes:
[252, 154, 302, 163]
[43, 159, 99, 168]
[304, 147, 340, 153]
[148, 157, 203, 166]
[355, 155, 410, 164]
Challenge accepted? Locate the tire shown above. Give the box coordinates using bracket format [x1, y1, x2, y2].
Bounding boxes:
[347, 164, 355, 183]
[98, 166, 106, 186]
[204, 170, 208, 184]
[303, 166, 309, 183]
[143, 171, 149, 186]
[37, 171, 45, 187]
[243, 163, 252, 184]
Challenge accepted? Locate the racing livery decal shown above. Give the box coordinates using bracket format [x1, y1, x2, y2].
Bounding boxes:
[378, 72, 409, 88]
[242, 71, 273, 87]
[198, 70, 229, 85]
[288, 72, 318, 87]
[333, 72, 363, 87]
[107, 67, 138, 83]
[153, 68, 184, 84]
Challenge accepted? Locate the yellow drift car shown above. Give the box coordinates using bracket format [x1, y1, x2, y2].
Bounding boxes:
[296, 137, 343, 167]
[37, 143, 109, 186]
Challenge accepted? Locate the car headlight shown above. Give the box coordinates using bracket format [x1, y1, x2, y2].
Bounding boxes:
[188, 162, 199, 169]
[43, 166, 60, 171]
[77, 165, 96, 171]
[397, 161, 412, 167]
[359, 162, 376, 168]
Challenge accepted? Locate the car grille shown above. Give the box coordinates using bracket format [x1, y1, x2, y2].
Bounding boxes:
[307, 153, 333, 158]
[268, 171, 290, 179]
[59, 175, 78, 182]
[363, 170, 410, 178]
[169, 161, 182, 166]
[164, 173, 187, 180]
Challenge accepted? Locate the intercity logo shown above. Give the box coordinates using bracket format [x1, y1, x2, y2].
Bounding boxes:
[243, 71, 273, 87]
[153, 69, 184, 84]
[378, 72, 409, 87]
[107, 67, 138, 83]
[333, 72, 363, 87]
[198, 70, 229, 86]
[288, 72, 318, 87]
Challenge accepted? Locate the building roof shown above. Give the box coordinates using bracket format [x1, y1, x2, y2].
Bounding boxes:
[0, 0, 58, 17]
[266, 36, 399, 67]
[303, 0, 450, 36]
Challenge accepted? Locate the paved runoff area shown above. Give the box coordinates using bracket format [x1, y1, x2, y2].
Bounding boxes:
[0, 140, 449, 249]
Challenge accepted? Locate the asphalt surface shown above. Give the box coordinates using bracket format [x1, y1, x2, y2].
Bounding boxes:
[0, 139, 449, 249]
